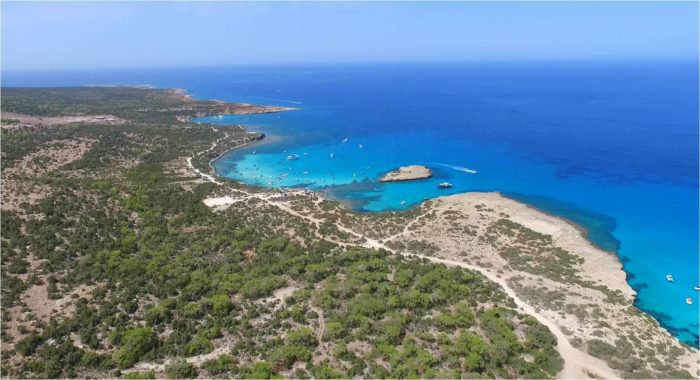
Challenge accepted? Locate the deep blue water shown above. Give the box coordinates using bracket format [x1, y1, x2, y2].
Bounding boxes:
[3, 62, 698, 346]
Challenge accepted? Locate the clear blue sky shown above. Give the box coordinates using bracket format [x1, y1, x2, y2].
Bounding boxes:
[2, 1, 698, 70]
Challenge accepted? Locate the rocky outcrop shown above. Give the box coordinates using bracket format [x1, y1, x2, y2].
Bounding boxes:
[379, 165, 432, 182]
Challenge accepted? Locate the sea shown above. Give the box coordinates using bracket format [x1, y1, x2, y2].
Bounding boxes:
[3, 61, 698, 347]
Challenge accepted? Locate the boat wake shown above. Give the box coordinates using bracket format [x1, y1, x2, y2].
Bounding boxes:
[430, 162, 478, 174]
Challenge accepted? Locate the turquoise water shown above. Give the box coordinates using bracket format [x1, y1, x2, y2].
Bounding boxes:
[198, 63, 699, 346]
[4, 62, 698, 346]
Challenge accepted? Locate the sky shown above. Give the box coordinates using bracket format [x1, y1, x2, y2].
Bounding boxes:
[2, 1, 698, 71]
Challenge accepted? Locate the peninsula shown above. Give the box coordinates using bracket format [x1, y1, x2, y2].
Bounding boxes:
[379, 165, 433, 182]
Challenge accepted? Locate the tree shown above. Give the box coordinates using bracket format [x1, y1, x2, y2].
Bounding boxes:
[286, 327, 317, 348]
[453, 331, 487, 372]
[113, 327, 156, 369]
[15, 334, 43, 356]
[243, 361, 278, 379]
[210, 294, 233, 317]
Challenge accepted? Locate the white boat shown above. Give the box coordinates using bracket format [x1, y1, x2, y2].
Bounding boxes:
[303, 171, 309, 175]
[694, 286, 700, 291]
[330, 153, 335, 159]
[287, 154, 300, 160]
[437, 182, 453, 189]
[358, 144, 364, 149]
[686, 298, 693, 305]
[342, 138, 349, 143]
[400, 200, 406, 205]
[667, 275, 674, 282]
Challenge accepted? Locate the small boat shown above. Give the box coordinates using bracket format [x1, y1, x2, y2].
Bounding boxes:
[287, 154, 300, 161]
[330, 153, 335, 159]
[358, 144, 364, 149]
[667, 275, 674, 282]
[686, 298, 693, 305]
[342, 138, 349, 143]
[303, 171, 309, 175]
[252, 151, 256, 154]
[400, 200, 406, 205]
[694, 286, 700, 291]
[437, 182, 453, 189]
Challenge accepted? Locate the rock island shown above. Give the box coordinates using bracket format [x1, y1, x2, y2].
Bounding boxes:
[379, 165, 432, 182]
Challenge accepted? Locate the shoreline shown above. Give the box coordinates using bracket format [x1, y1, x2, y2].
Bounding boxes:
[202, 125, 632, 284]
[207, 131, 266, 170]
[207, 126, 623, 258]
[497, 193, 699, 351]
[194, 100, 697, 356]
[500, 193, 618, 255]
[195, 141, 700, 377]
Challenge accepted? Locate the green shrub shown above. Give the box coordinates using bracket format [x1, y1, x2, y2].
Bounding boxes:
[113, 327, 155, 369]
[164, 360, 198, 379]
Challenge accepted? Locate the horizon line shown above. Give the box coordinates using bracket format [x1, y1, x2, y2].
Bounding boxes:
[3, 57, 699, 73]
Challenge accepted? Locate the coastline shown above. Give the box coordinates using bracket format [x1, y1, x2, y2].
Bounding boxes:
[400, 192, 698, 376]
[199, 118, 699, 377]
[495, 193, 698, 349]
[500, 193, 619, 255]
[202, 126, 638, 300]
[207, 131, 266, 169]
